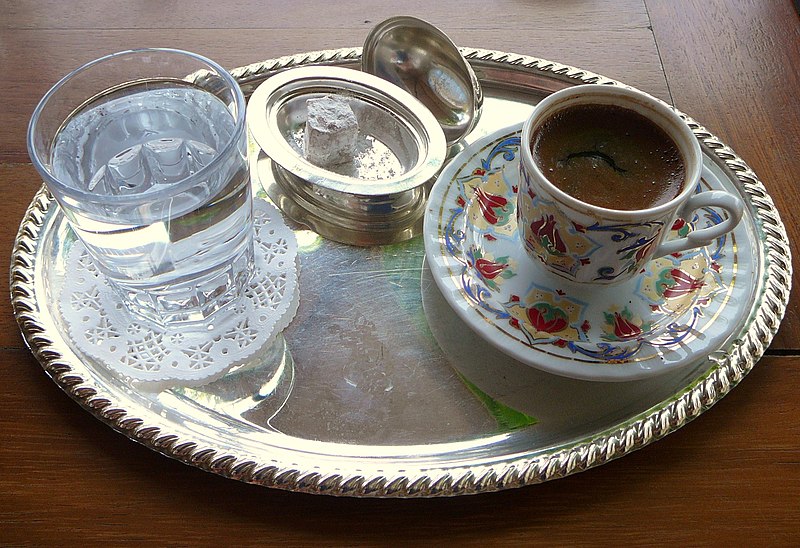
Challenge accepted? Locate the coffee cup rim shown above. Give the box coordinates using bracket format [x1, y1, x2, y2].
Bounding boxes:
[520, 84, 703, 218]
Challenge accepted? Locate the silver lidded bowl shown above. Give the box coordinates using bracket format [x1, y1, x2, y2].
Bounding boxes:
[362, 15, 483, 147]
[247, 66, 447, 246]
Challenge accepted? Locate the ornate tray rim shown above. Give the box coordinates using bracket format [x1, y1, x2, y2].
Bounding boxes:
[10, 47, 792, 497]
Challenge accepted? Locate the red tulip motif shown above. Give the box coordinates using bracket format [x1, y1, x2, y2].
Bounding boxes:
[526, 304, 569, 335]
[475, 187, 509, 225]
[634, 238, 656, 262]
[611, 312, 642, 340]
[663, 268, 705, 298]
[529, 214, 566, 254]
[475, 258, 507, 280]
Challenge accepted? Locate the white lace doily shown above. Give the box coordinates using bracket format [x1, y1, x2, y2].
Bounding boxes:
[59, 199, 299, 391]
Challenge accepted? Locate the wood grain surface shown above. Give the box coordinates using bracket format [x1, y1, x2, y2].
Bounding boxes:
[1, 0, 797, 545]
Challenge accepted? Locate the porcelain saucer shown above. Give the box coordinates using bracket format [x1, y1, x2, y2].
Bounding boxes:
[423, 125, 756, 381]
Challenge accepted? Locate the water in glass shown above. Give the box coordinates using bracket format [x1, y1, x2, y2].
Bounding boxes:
[51, 82, 253, 327]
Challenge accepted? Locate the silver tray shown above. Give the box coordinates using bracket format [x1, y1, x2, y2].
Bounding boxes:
[11, 48, 791, 497]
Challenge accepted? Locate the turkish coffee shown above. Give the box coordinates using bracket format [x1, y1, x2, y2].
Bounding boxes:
[531, 103, 685, 210]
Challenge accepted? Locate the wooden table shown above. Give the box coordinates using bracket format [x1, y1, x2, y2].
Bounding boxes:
[2, 0, 798, 544]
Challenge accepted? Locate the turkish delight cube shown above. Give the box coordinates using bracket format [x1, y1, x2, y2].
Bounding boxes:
[303, 95, 359, 166]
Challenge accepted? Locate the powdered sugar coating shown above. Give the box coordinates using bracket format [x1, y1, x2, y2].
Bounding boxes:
[303, 95, 359, 166]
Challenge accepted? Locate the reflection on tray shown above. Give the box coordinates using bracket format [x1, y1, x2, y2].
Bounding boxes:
[421, 260, 712, 445]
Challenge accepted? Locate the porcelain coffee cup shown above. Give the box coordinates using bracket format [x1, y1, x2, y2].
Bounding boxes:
[517, 84, 744, 284]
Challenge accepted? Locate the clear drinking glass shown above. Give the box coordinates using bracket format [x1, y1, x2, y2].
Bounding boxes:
[28, 49, 253, 329]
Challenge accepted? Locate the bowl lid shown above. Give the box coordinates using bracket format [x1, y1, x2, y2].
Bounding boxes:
[362, 16, 483, 146]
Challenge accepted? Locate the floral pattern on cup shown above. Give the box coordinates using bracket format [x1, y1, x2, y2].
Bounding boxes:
[517, 166, 601, 277]
[439, 129, 732, 365]
[518, 161, 669, 282]
[514, 85, 742, 286]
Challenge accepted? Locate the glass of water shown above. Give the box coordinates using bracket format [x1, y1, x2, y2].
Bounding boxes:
[28, 49, 254, 328]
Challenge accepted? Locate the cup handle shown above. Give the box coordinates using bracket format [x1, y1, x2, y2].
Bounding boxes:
[654, 172, 744, 258]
